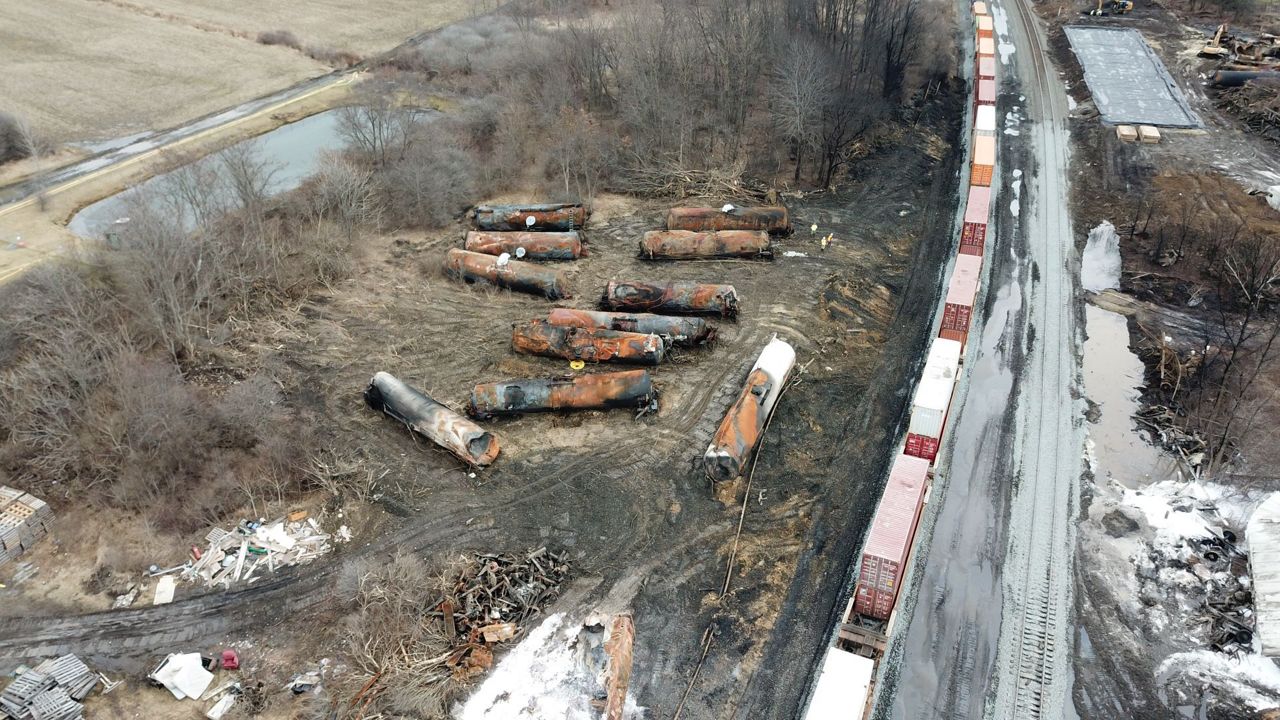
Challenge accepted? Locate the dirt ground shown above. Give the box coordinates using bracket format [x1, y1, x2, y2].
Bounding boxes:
[116, 0, 478, 55]
[0, 85, 966, 719]
[1036, 2, 1280, 717]
[0, 0, 470, 145]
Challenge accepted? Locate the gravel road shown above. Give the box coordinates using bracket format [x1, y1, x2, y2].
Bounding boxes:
[877, 0, 1084, 717]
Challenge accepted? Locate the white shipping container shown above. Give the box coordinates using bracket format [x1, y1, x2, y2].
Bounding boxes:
[925, 338, 963, 376]
[908, 374, 957, 437]
[976, 105, 997, 134]
[802, 647, 874, 720]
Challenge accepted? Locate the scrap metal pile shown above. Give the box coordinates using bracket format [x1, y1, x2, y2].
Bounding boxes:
[1204, 25, 1280, 141]
[0, 655, 97, 720]
[181, 514, 336, 589]
[370, 201, 798, 484]
[432, 548, 571, 678]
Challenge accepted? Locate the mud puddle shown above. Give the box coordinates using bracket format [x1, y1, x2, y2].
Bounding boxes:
[68, 109, 349, 239]
[1081, 222, 1173, 488]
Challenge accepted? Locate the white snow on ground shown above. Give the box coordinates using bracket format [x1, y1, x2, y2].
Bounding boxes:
[1067, 94, 1078, 111]
[782, 250, 808, 257]
[1004, 108, 1022, 136]
[990, 4, 1016, 65]
[1117, 479, 1280, 710]
[1157, 645, 1280, 712]
[1080, 221, 1120, 292]
[457, 613, 643, 720]
[1010, 174, 1021, 217]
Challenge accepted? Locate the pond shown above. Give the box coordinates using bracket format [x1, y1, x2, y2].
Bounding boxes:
[67, 109, 348, 239]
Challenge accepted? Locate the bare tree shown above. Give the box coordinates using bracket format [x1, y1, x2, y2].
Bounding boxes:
[770, 36, 831, 181]
[337, 87, 422, 167]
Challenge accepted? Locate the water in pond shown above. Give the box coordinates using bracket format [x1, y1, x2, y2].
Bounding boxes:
[1080, 221, 1176, 487]
[68, 110, 347, 239]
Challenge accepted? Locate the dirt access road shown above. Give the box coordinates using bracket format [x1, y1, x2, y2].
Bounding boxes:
[875, 0, 1084, 717]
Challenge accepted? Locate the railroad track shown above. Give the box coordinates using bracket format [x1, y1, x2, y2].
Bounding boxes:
[989, 0, 1081, 717]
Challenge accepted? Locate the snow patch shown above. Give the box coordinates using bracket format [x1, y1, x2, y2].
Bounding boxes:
[990, 5, 1016, 65]
[1080, 221, 1121, 292]
[1157, 646, 1280, 712]
[782, 250, 808, 258]
[458, 613, 644, 720]
[1067, 95, 1078, 111]
[1010, 176, 1022, 218]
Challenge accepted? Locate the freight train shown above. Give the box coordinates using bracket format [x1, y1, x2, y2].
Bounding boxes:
[803, 2, 998, 716]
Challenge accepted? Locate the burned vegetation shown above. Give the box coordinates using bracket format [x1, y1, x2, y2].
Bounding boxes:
[0, 0, 966, 717]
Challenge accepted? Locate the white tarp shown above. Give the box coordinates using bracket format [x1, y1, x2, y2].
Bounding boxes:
[908, 375, 956, 437]
[1248, 493, 1280, 656]
[153, 575, 176, 605]
[924, 338, 962, 375]
[150, 653, 213, 701]
[802, 647, 874, 720]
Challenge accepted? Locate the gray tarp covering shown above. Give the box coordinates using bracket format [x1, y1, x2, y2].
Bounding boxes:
[1064, 26, 1201, 127]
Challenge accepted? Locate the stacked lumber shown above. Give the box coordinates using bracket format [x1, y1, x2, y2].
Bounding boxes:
[0, 656, 95, 720]
[0, 487, 53, 571]
[182, 516, 334, 589]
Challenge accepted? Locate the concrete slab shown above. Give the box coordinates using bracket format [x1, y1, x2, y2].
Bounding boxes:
[1064, 26, 1201, 128]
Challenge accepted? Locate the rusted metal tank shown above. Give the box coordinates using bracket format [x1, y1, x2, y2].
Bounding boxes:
[364, 371, 500, 467]
[511, 320, 666, 365]
[666, 206, 791, 234]
[443, 248, 569, 299]
[601, 280, 739, 318]
[703, 336, 796, 482]
[464, 231, 584, 261]
[638, 230, 772, 260]
[546, 308, 716, 347]
[468, 369, 658, 418]
[473, 203, 587, 231]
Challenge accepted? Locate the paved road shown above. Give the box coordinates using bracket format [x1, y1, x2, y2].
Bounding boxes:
[880, 0, 1082, 717]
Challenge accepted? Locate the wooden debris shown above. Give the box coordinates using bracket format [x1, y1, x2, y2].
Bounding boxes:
[0, 655, 97, 720]
[182, 517, 334, 589]
[0, 486, 52, 571]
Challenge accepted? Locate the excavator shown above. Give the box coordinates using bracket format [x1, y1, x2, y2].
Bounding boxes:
[1088, 0, 1133, 15]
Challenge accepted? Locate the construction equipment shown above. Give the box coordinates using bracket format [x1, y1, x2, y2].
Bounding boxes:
[1202, 24, 1230, 58]
[1088, 0, 1132, 15]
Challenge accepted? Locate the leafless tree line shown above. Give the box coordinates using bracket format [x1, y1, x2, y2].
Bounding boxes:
[350, 0, 947, 204]
[0, 143, 376, 532]
[1122, 199, 1280, 477]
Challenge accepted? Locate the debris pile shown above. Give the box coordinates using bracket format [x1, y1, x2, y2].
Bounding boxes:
[0, 655, 97, 720]
[181, 514, 337, 589]
[1217, 77, 1280, 143]
[0, 486, 52, 570]
[1135, 405, 1208, 466]
[434, 548, 571, 678]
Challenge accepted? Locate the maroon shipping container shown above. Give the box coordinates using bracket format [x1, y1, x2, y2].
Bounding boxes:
[960, 221, 987, 256]
[978, 56, 996, 81]
[940, 253, 983, 345]
[853, 454, 932, 620]
[904, 433, 940, 461]
[978, 78, 997, 105]
[964, 186, 992, 226]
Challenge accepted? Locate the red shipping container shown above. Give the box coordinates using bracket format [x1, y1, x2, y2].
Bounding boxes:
[978, 78, 997, 105]
[941, 253, 982, 336]
[978, 36, 996, 58]
[853, 454, 932, 620]
[904, 433, 940, 461]
[964, 186, 992, 226]
[978, 56, 996, 80]
[961, 221, 987, 255]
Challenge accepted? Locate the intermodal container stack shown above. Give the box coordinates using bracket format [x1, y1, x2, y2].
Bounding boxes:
[940, 253, 983, 344]
[904, 339, 962, 460]
[852, 454, 932, 620]
[805, 4, 998, 717]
